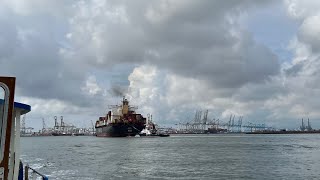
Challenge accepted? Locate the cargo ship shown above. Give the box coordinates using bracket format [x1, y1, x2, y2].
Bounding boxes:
[95, 97, 146, 137]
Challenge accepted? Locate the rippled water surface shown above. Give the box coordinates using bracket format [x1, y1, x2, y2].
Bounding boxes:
[21, 134, 320, 179]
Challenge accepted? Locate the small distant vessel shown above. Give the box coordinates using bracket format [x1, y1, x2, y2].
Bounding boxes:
[52, 132, 72, 136]
[205, 127, 228, 134]
[95, 97, 146, 137]
[158, 134, 170, 137]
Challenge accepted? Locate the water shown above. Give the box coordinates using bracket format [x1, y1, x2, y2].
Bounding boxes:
[21, 134, 320, 180]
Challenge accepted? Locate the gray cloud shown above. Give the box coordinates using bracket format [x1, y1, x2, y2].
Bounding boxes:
[65, 0, 280, 90]
[108, 84, 127, 97]
[0, 3, 100, 108]
[4, 0, 319, 129]
[284, 61, 304, 77]
[297, 15, 320, 53]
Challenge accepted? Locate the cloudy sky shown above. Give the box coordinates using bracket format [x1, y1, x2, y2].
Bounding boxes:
[1, 0, 320, 130]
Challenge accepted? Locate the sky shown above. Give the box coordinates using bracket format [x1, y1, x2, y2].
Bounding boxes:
[1, 0, 320, 130]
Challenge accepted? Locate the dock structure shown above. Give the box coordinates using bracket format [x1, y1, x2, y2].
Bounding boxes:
[19, 115, 94, 136]
[178, 110, 272, 134]
[52, 116, 76, 135]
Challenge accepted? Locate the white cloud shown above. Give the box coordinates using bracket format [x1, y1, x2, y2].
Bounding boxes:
[63, 0, 280, 89]
[82, 75, 103, 96]
[257, 0, 320, 127]
[285, 0, 320, 19]
[127, 65, 270, 125]
[298, 15, 320, 53]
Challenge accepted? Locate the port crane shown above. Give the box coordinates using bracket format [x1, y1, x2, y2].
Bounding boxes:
[20, 115, 34, 135]
[91, 120, 95, 134]
[42, 118, 47, 133]
[179, 110, 272, 133]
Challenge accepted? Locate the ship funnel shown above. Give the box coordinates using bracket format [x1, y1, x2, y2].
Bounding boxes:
[122, 98, 129, 115]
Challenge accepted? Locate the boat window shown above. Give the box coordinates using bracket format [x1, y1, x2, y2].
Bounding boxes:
[0, 85, 6, 162]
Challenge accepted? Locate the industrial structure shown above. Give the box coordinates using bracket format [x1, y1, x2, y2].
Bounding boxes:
[20, 116, 95, 136]
[177, 110, 273, 134]
[300, 118, 312, 131]
[20, 115, 34, 136]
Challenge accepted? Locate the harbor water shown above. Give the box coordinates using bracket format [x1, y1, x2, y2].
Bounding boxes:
[21, 134, 320, 180]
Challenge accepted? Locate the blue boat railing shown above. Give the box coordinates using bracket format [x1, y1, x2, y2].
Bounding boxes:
[19, 161, 48, 180]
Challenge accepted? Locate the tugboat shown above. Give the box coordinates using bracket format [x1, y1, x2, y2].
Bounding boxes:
[139, 114, 170, 137]
[95, 97, 146, 137]
[139, 115, 157, 136]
